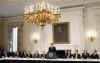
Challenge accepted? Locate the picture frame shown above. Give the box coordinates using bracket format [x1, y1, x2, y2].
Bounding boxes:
[52, 22, 70, 44]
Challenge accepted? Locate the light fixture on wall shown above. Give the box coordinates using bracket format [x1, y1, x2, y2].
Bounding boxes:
[88, 31, 96, 42]
[32, 32, 40, 44]
[24, 0, 61, 29]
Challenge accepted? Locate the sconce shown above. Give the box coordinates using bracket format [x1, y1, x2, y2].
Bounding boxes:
[88, 31, 96, 42]
[32, 32, 40, 44]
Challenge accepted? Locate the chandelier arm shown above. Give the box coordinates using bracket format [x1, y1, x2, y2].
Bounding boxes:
[24, 0, 61, 29]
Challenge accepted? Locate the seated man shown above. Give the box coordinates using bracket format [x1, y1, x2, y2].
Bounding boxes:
[28, 51, 33, 58]
[82, 50, 90, 59]
[33, 50, 40, 58]
[47, 43, 56, 59]
[65, 49, 73, 58]
[90, 50, 99, 59]
[73, 49, 81, 59]
[18, 50, 26, 58]
[41, 51, 46, 58]
[0, 48, 5, 58]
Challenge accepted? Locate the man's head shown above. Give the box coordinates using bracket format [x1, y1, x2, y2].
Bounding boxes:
[75, 49, 78, 54]
[93, 49, 97, 54]
[51, 43, 54, 46]
[83, 50, 88, 53]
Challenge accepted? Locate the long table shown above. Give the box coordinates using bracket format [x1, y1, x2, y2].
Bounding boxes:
[0, 58, 100, 63]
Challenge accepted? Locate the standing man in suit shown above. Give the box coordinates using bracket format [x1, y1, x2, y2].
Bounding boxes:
[47, 43, 56, 59]
[73, 49, 81, 59]
[90, 50, 99, 59]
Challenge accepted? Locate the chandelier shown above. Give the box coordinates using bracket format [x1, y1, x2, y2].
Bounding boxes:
[24, 0, 61, 29]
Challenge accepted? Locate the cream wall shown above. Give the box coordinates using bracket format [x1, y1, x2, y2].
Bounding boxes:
[23, 7, 100, 54]
[85, 8, 100, 54]
[0, 19, 7, 49]
[0, 19, 4, 47]
[23, 7, 85, 53]
[1, 7, 100, 54]
[3, 21, 9, 51]
[0, 17, 24, 50]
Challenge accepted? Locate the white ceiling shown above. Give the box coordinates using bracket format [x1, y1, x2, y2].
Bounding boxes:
[0, 0, 100, 17]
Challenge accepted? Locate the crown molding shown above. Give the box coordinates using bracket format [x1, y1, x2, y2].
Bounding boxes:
[0, 16, 24, 22]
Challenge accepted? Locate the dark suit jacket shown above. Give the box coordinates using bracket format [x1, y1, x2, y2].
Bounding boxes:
[29, 54, 33, 58]
[82, 53, 90, 59]
[18, 52, 25, 58]
[65, 53, 73, 58]
[90, 53, 99, 59]
[0, 48, 5, 58]
[7, 52, 12, 57]
[25, 53, 29, 57]
[49, 46, 56, 52]
[0, 52, 5, 58]
[33, 54, 40, 58]
[47, 46, 56, 59]
[73, 53, 81, 59]
[41, 54, 46, 58]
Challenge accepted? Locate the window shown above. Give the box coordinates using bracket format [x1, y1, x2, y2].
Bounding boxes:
[9, 27, 18, 52]
[12, 27, 18, 52]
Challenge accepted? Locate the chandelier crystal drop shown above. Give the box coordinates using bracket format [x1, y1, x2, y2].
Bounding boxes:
[24, 0, 61, 29]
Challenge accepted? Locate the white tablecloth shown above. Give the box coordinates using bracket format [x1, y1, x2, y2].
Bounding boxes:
[0, 58, 100, 62]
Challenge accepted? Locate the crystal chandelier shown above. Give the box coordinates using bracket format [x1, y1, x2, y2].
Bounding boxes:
[24, 0, 61, 29]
